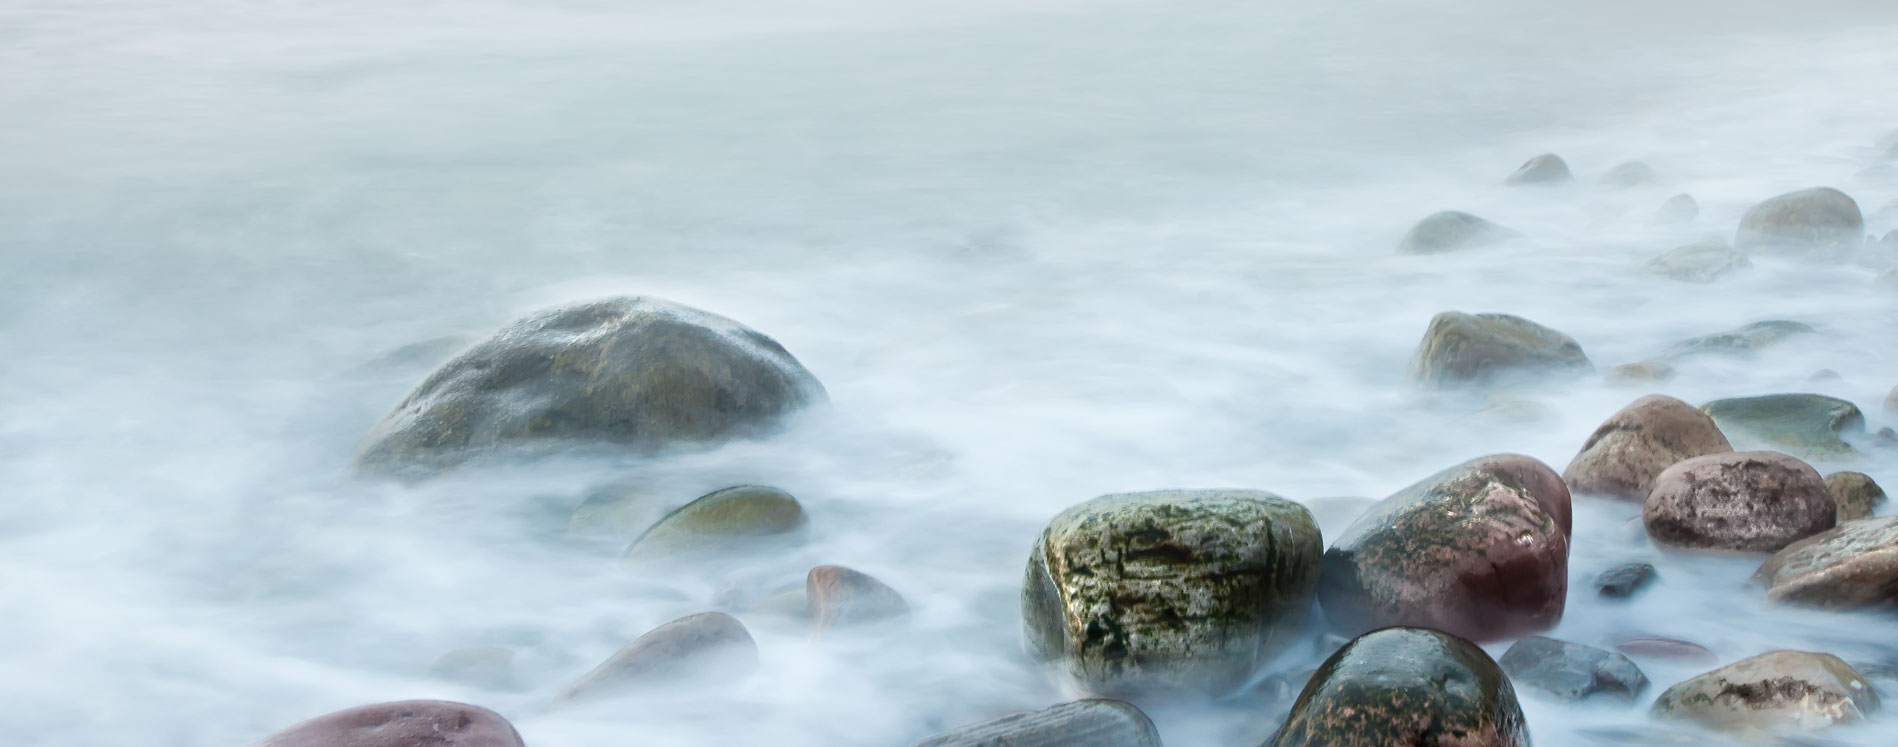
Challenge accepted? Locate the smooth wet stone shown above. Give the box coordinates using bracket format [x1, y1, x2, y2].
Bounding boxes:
[254, 700, 524, 747]
[1646, 239, 1753, 283]
[1664, 320, 1815, 360]
[1614, 636, 1717, 664]
[908, 699, 1162, 747]
[1644, 451, 1835, 553]
[1505, 153, 1574, 185]
[1596, 562, 1658, 598]
[1651, 651, 1879, 734]
[1756, 516, 1898, 609]
[1654, 193, 1699, 224]
[1318, 454, 1569, 641]
[1700, 394, 1864, 461]
[1499, 636, 1649, 702]
[1022, 489, 1322, 697]
[427, 646, 519, 691]
[1824, 472, 1885, 521]
[807, 564, 909, 629]
[356, 297, 827, 476]
[1396, 211, 1521, 254]
[1410, 312, 1591, 387]
[1601, 160, 1656, 188]
[553, 612, 758, 705]
[1606, 361, 1675, 385]
[624, 485, 806, 561]
[567, 480, 668, 537]
[1734, 187, 1864, 260]
[1563, 395, 1733, 502]
[1269, 627, 1528, 747]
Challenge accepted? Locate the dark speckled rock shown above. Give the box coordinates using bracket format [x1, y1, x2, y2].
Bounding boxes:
[1269, 627, 1528, 747]
[1411, 312, 1592, 388]
[1734, 187, 1864, 260]
[1756, 516, 1898, 610]
[253, 700, 524, 747]
[1318, 454, 1569, 641]
[1644, 451, 1835, 553]
[1022, 490, 1322, 697]
[1651, 651, 1879, 734]
[909, 699, 1162, 747]
[1499, 636, 1649, 702]
[1595, 562, 1658, 599]
[1563, 395, 1733, 502]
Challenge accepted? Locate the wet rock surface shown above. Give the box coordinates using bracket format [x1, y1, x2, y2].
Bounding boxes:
[1823, 472, 1886, 522]
[1411, 312, 1591, 387]
[1397, 211, 1521, 254]
[1664, 320, 1814, 360]
[807, 564, 910, 629]
[624, 485, 807, 561]
[1734, 187, 1865, 259]
[254, 700, 525, 747]
[1563, 394, 1732, 502]
[1614, 636, 1718, 665]
[1756, 516, 1898, 610]
[1499, 636, 1649, 702]
[1505, 153, 1574, 185]
[1651, 650, 1880, 734]
[1701, 394, 1864, 461]
[553, 612, 758, 705]
[1596, 562, 1658, 598]
[908, 699, 1162, 747]
[1270, 627, 1528, 747]
[1643, 451, 1835, 553]
[1023, 490, 1322, 696]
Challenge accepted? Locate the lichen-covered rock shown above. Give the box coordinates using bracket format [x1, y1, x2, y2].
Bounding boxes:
[1645, 239, 1752, 283]
[1411, 312, 1591, 387]
[1824, 472, 1886, 521]
[1734, 187, 1864, 259]
[1643, 451, 1835, 553]
[1396, 211, 1521, 254]
[553, 612, 758, 706]
[1318, 454, 1569, 641]
[1650, 651, 1879, 734]
[1596, 562, 1657, 599]
[356, 297, 827, 476]
[909, 699, 1162, 747]
[624, 485, 806, 561]
[1663, 320, 1814, 360]
[1269, 627, 1528, 747]
[1563, 395, 1733, 502]
[1700, 394, 1863, 461]
[807, 564, 909, 629]
[1499, 636, 1649, 702]
[1606, 361, 1675, 385]
[253, 700, 524, 747]
[1505, 153, 1574, 185]
[1756, 516, 1898, 609]
[1601, 160, 1656, 188]
[1653, 193, 1699, 224]
[1022, 490, 1322, 697]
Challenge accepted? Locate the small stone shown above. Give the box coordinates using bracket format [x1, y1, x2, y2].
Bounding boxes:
[807, 564, 909, 629]
[1734, 187, 1864, 260]
[1596, 562, 1658, 599]
[1606, 361, 1675, 385]
[254, 700, 524, 747]
[1645, 239, 1753, 283]
[908, 699, 1162, 747]
[553, 612, 758, 706]
[1499, 636, 1649, 702]
[623, 485, 807, 561]
[1410, 311, 1591, 387]
[1563, 394, 1733, 502]
[1505, 153, 1574, 185]
[1614, 636, 1717, 664]
[1651, 651, 1879, 734]
[1663, 320, 1815, 360]
[1756, 516, 1898, 610]
[427, 646, 520, 691]
[1653, 193, 1699, 224]
[1601, 160, 1657, 188]
[1700, 394, 1864, 462]
[1270, 628, 1528, 747]
[1397, 211, 1522, 254]
[1824, 472, 1885, 522]
[1643, 451, 1836, 553]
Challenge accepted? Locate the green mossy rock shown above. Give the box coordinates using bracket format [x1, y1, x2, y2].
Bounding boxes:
[1269, 627, 1528, 747]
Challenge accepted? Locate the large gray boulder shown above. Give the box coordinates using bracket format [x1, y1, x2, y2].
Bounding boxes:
[253, 701, 524, 747]
[909, 700, 1162, 747]
[357, 297, 827, 475]
[1734, 187, 1864, 259]
[1270, 628, 1528, 747]
[1563, 395, 1732, 502]
[1650, 651, 1879, 734]
[1410, 312, 1591, 387]
[1756, 516, 1898, 610]
[1022, 490, 1321, 697]
[1396, 211, 1520, 254]
[1700, 394, 1863, 461]
[1643, 451, 1835, 553]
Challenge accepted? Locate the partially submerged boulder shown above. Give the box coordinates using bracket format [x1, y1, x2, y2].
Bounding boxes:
[1318, 454, 1569, 641]
[553, 612, 758, 706]
[1499, 636, 1649, 702]
[624, 485, 807, 561]
[1734, 187, 1864, 259]
[1756, 516, 1898, 610]
[1645, 239, 1752, 283]
[1653, 193, 1699, 224]
[1505, 153, 1574, 185]
[1397, 211, 1521, 254]
[253, 700, 524, 747]
[1270, 627, 1528, 747]
[1700, 394, 1864, 461]
[807, 564, 909, 629]
[1606, 362, 1675, 385]
[1595, 562, 1658, 599]
[1663, 320, 1814, 360]
[1563, 395, 1732, 502]
[1643, 451, 1835, 553]
[908, 699, 1162, 747]
[1824, 472, 1886, 521]
[1650, 651, 1879, 734]
[1022, 490, 1322, 697]
[1600, 161, 1656, 188]
[356, 297, 827, 476]
[1411, 312, 1591, 387]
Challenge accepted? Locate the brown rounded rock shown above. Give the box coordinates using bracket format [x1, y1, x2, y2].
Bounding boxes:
[1270, 627, 1528, 746]
[807, 564, 909, 629]
[553, 611, 758, 706]
[1563, 395, 1733, 502]
[1651, 651, 1879, 734]
[1756, 515, 1898, 609]
[1824, 472, 1886, 522]
[254, 700, 524, 747]
[1318, 454, 1569, 641]
[1643, 451, 1835, 553]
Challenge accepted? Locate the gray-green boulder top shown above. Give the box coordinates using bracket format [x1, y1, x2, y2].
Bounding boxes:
[624, 484, 807, 561]
[355, 297, 827, 476]
[1734, 187, 1863, 259]
[1396, 211, 1520, 254]
[1700, 393, 1863, 462]
[1270, 627, 1528, 747]
[1411, 311, 1591, 387]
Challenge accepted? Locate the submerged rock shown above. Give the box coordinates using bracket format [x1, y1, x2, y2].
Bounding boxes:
[1596, 562, 1658, 599]
[1601, 160, 1657, 188]
[807, 564, 909, 629]
[624, 485, 806, 561]
[1270, 627, 1528, 747]
[1643, 451, 1835, 553]
[1650, 651, 1879, 734]
[1022, 489, 1322, 697]
[1700, 394, 1864, 461]
[356, 297, 827, 476]
[1654, 193, 1699, 224]
[254, 700, 524, 747]
[1563, 395, 1733, 502]
[1756, 516, 1898, 610]
[1824, 472, 1885, 522]
[1615, 636, 1717, 664]
[553, 612, 758, 706]
[1318, 454, 1569, 641]
[1606, 361, 1675, 385]
[1499, 636, 1649, 702]
[1663, 320, 1814, 360]
[1396, 211, 1521, 254]
[1646, 239, 1752, 283]
[1734, 187, 1864, 259]
[567, 480, 669, 537]
[1505, 153, 1574, 185]
[1410, 312, 1591, 387]
[908, 699, 1162, 747]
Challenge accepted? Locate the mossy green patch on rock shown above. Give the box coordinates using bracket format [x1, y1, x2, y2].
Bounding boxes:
[1270, 627, 1528, 747]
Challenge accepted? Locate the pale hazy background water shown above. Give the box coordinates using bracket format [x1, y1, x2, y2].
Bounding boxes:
[2, 1, 1896, 745]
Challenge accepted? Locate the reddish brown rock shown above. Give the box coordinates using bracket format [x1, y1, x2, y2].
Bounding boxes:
[1318, 454, 1569, 641]
[807, 564, 909, 629]
[553, 612, 757, 706]
[1756, 516, 1898, 609]
[1563, 395, 1733, 502]
[254, 701, 524, 747]
[1642, 451, 1835, 553]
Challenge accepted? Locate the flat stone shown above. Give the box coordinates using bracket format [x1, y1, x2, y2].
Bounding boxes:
[1664, 321, 1814, 360]
[1270, 627, 1528, 746]
[1651, 651, 1879, 734]
[1499, 636, 1649, 702]
[1410, 312, 1591, 387]
[1596, 562, 1658, 599]
[552, 612, 758, 706]
[1563, 394, 1733, 502]
[1614, 636, 1717, 664]
[1756, 516, 1898, 610]
[1700, 394, 1863, 462]
[1823, 472, 1885, 522]
[254, 700, 524, 747]
[908, 699, 1162, 747]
